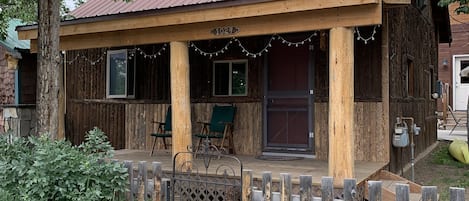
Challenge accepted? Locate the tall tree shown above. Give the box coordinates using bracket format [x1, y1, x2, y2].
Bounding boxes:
[439, 0, 469, 14]
[37, 0, 61, 139]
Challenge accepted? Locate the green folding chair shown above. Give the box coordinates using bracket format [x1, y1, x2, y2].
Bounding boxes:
[150, 106, 171, 156]
[194, 105, 236, 155]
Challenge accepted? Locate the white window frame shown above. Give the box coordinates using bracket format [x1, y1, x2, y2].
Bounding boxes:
[212, 59, 248, 96]
[106, 49, 136, 99]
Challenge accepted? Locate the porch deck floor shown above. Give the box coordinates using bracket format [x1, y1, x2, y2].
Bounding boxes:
[113, 149, 387, 185]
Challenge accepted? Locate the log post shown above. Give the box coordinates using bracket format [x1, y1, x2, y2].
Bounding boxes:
[170, 41, 192, 168]
[328, 27, 355, 185]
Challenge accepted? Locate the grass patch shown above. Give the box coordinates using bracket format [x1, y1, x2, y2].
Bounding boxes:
[431, 143, 467, 168]
[428, 142, 469, 201]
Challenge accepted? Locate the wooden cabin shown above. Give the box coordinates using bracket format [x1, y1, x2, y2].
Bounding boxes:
[0, 19, 37, 135]
[17, 0, 450, 184]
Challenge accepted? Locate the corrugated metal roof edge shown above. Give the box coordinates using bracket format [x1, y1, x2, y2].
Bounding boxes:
[17, 0, 275, 31]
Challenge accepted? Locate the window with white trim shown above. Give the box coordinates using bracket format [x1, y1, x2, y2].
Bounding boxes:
[213, 60, 248, 96]
[106, 49, 136, 98]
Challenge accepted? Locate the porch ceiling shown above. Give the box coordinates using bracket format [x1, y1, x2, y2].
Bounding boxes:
[26, 2, 382, 52]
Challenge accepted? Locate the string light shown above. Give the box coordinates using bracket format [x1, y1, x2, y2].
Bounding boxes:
[189, 40, 233, 58]
[354, 25, 379, 44]
[276, 32, 317, 47]
[234, 36, 274, 58]
[65, 44, 168, 65]
[66, 28, 376, 64]
[190, 32, 317, 58]
[135, 44, 167, 59]
[65, 53, 106, 66]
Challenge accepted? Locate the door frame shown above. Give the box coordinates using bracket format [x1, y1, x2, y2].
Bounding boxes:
[452, 54, 469, 111]
[262, 45, 315, 154]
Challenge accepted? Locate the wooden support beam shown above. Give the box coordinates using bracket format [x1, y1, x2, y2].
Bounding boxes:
[383, 0, 411, 4]
[28, 3, 381, 52]
[170, 41, 192, 168]
[381, 10, 390, 162]
[328, 27, 355, 186]
[18, 0, 379, 40]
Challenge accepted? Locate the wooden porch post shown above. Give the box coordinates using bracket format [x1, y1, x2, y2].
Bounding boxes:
[170, 41, 192, 167]
[328, 27, 355, 185]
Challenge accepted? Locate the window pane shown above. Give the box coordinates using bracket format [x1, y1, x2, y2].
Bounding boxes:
[461, 61, 469, 84]
[232, 62, 246, 95]
[214, 63, 229, 95]
[109, 51, 127, 96]
[127, 56, 135, 96]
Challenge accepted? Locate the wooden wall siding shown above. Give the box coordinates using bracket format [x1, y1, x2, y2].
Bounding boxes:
[66, 48, 107, 100]
[437, 23, 469, 111]
[18, 53, 37, 104]
[387, 5, 439, 172]
[314, 102, 387, 162]
[125, 102, 263, 155]
[314, 27, 382, 102]
[65, 101, 125, 149]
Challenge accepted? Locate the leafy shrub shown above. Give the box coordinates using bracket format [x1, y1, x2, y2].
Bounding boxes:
[0, 127, 128, 201]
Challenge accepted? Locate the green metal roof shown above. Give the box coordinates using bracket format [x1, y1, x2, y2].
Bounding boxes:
[0, 19, 30, 58]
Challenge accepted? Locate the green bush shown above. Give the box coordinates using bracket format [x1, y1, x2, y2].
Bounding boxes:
[0, 127, 128, 201]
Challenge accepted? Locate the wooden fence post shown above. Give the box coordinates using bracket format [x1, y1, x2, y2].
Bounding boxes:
[367, 181, 382, 201]
[321, 177, 334, 201]
[124, 160, 134, 201]
[242, 170, 253, 201]
[137, 161, 148, 200]
[395, 183, 409, 201]
[343, 179, 356, 201]
[263, 172, 272, 201]
[449, 187, 465, 201]
[280, 173, 292, 201]
[162, 178, 171, 201]
[299, 175, 312, 201]
[421, 186, 437, 201]
[152, 162, 162, 201]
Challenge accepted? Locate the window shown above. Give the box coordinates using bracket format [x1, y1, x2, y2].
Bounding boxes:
[106, 49, 135, 98]
[404, 58, 414, 97]
[213, 60, 248, 96]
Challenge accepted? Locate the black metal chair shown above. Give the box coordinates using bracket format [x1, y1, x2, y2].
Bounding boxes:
[150, 106, 171, 156]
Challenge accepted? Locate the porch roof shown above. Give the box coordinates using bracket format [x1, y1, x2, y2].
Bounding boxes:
[17, 0, 384, 52]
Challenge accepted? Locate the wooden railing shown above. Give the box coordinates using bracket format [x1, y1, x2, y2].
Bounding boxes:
[120, 160, 466, 201]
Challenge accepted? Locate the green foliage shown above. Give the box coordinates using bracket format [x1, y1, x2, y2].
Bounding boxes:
[0, 127, 128, 201]
[438, 0, 469, 14]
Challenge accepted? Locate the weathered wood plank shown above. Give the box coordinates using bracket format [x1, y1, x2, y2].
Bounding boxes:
[395, 183, 409, 201]
[299, 175, 312, 201]
[263, 172, 272, 201]
[280, 173, 292, 201]
[343, 179, 357, 201]
[242, 170, 253, 201]
[449, 187, 465, 201]
[367, 181, 382, 201]
[421, 186, 437, 201]
[321, 177, 333, 201]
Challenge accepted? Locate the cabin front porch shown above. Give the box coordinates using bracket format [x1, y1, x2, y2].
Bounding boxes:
[113, 149, 388, 187]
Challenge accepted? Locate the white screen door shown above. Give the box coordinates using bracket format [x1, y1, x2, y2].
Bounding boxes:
[453, 55, 469, 110]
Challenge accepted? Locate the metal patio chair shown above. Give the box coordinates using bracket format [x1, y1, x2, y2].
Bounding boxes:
[150, 106, 171, 156]
[194, 104, 237, 155]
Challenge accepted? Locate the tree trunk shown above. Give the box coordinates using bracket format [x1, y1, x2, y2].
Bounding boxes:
[36, 0, 61, 139]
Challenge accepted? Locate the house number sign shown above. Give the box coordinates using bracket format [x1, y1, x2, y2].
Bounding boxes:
[211, 26, 239, 36]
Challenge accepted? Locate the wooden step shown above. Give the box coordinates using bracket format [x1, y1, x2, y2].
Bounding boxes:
[366, 170, 423, 201]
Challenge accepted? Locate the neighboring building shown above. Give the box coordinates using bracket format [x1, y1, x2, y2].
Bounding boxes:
[438, 3, 469, 111]
[0, 19, 37, 136]
[17, 0, 450, 180]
